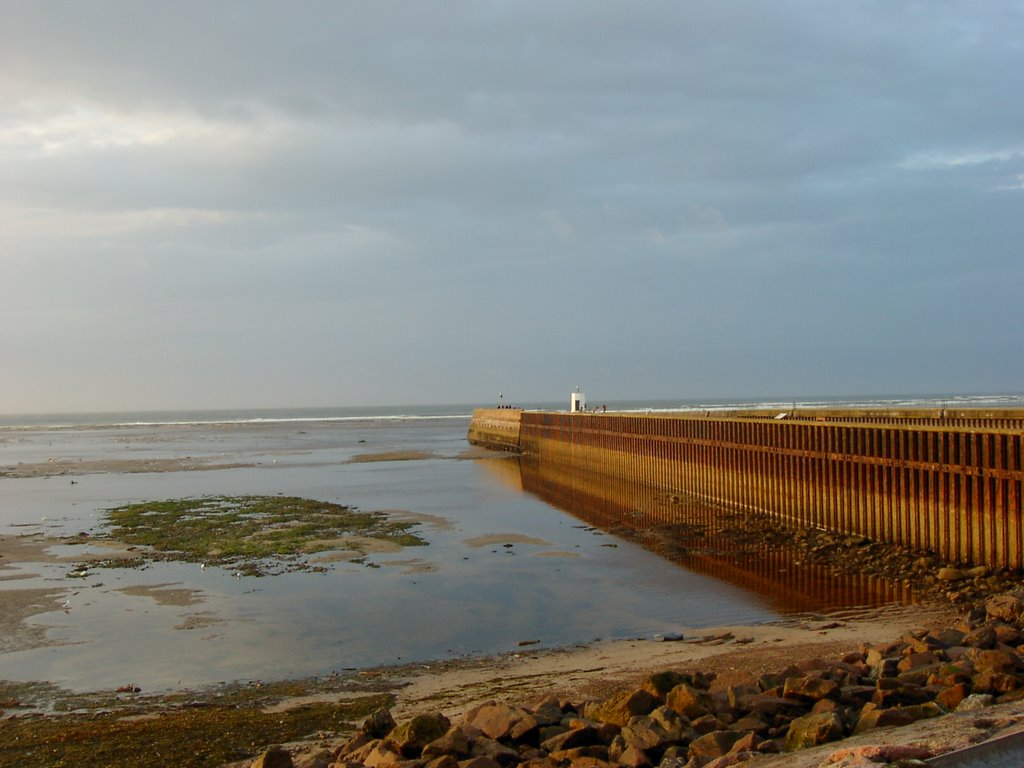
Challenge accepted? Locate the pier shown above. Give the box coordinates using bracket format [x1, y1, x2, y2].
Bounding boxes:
[468, 408, 1024, 570]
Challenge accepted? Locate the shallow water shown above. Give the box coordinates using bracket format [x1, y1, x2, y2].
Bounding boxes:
[0, 417, 903, 692]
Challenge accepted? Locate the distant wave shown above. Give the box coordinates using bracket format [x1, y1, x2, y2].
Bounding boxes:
[3, 393, 1022, 429]
[0, 409, 475, 430]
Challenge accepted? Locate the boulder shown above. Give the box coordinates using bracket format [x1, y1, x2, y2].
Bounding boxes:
[649, 706, 696, 743]
[422, 726, 471, 759]
[540, 725, 602, 752]
[458, 757, 502, 768]
[293, 750, 332, 768]
[469, 736, 520, 766]
[973, 648, 1021, 676]
[963, 626, 997, 649]
[251, 748, 293, 768]
[956, 693, 995, 711]
[363, 708, 398, 738]
[467, 703, 529, 740]
[687, 730, 743, 759]
[664, 684, 713, 720]
[620, 716, 668, 753]
[784, 711, 845, 751]
[936, 683, 970, 711]
[641, 671, 693, 700]
[388, 713, 452, 757]
[361, 741, 404, 768]
[986, 594, 1024, 624]
[782, 675, 839, 702]
[588, 689, 659, 727]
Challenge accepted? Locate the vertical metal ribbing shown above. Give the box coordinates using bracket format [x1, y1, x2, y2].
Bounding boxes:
[1009, 435, 1021, 570]
[957, 432, 969, 563]
[909, 432, 921, 550]
[519, 412, 1022, 570]
[937, 431, 949, 563]
[974, 433, 987, 566]
[994, 433, 1007, 570]
[883, 430, 895, 549]
[971, 433, 983, 564]
[934, 430, 944, 556]
[833, 426, 843, 532]
[854, 428, 865, 537]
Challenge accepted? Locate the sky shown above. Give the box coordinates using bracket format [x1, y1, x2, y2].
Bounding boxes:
[1, 1, 1022, 413]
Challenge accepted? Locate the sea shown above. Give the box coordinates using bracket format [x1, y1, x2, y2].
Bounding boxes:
[1, 393, 1021, 694]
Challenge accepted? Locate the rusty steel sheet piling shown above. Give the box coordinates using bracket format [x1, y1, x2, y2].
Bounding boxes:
[469, 408, 1024, 570]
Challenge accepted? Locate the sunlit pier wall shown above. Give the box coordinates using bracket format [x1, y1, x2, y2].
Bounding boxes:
[466, 407, 522, 451]
[517, 455, 914, 615]
[468, 408, 1024, 570]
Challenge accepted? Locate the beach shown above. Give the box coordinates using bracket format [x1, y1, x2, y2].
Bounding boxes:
[2, 404, 1023, 766]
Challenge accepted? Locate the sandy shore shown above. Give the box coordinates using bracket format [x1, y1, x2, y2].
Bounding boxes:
[259, 597, 1024, 768]
[382, 602, 958, 721]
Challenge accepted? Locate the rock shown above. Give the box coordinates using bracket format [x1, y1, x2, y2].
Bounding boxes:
[785, 711, 845, 750]
[932, 628, 967, 647]
[388, 713, 452, 757]
[338, 738, 381, 764]
[422, 726, 471, 759]
[527, 700, 566, 727]
[540, 725, 602, 752]
[823, 745, 933, 765]
[620, 716, 669, 753]
[642, 671, 693, 700]
[973, 648, 1021, 676]
[853, 703, 912, 734]
[613, 743, 652, 768]
[936, 683, 970, 710]
[897, 651, 939, 672]
[363, 708, 398, 738]
[293, 751, 331, 768]
[994, 624, 1023, 645]
[424, 756, 460, 768]
[470, 736, 521, 766]
[986, 594, 1024, 623]
[687, 730, 743, 759]
[361, 741, 404, 768]
[251, 748, 293, 768]
[956, 693, 995, 711]
[649, 706, 696, 743]
[466, 703, 528, 740]
[973, 672, 1021, 694]
[664, 684, 714, 720]
[782, 675, 839, 702]
[853, 702, 942, 734]
[458, 757, 503, 768]
[727, 732, 758, 754]
[547, 746, 609, 764]
[937, 567, 967, 582]
[963, 626, 997, 649]
[588, 689, 659, 726]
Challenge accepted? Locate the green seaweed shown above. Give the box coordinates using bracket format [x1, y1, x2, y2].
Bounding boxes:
[94, 495, 426, 574]
[0, 692, 392, 768]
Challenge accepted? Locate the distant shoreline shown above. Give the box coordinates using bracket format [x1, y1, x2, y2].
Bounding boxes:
[3, 392, 1023, 429]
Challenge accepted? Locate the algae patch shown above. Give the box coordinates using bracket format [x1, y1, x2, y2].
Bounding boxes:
[94, 495, 427, 575]
[0, 685, 392, 768]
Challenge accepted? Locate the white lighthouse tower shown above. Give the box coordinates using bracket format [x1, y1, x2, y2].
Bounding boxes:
[570, 386, 586, 413]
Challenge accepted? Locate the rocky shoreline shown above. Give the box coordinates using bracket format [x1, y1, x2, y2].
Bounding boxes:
[249, 590, 1024, 768]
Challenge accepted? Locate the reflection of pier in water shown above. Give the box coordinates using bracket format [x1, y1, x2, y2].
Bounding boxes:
[515, 456, 915, 617]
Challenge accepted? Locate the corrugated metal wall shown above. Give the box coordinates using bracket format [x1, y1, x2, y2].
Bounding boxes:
[519, 412, 1024, 569]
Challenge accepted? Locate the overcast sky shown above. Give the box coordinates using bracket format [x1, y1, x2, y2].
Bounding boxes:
[1, 1, 1022, 413]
